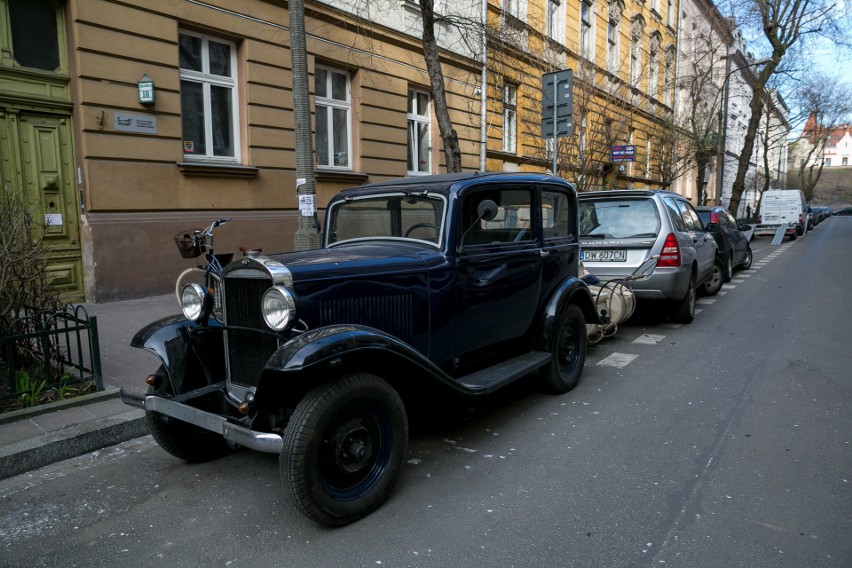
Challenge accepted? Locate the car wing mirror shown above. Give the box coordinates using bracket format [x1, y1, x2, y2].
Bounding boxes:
[458, 199, 499, 253]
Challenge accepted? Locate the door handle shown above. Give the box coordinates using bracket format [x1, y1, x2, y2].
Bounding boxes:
[540, 250, 550, 257]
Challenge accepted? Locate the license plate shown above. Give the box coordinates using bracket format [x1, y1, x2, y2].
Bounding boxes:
[582, 249, 627, 262]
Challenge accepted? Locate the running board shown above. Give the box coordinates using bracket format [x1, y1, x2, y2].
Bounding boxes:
[456, 351, 552, 395]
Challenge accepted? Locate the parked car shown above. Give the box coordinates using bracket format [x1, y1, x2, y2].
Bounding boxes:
[833, 206, 852, 216]
[696, 206, 753, 281]
[578, 190, 719, 324]
[121, 172, 603, 526]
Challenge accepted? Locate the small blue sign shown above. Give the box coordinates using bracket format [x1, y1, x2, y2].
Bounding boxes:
[611, 145, 636, 162]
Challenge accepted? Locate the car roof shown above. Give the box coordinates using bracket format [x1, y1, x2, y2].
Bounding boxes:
[332, 172, 575, 201]
[578, 189, 684, 199]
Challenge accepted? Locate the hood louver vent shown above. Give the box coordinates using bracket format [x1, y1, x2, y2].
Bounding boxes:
[319, 295, 414, 343]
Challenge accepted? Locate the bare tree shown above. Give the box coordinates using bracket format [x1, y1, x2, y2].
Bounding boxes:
[788, 72, 852, 200]
[722, 0, 846, 216]
[417, 0, 463, 172]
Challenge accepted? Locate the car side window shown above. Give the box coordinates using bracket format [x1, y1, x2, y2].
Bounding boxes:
[542, 189, 574, 240]
[663, 197, 686, 231]
[462, 188, 533, 246]
[677, 201, 701, 231]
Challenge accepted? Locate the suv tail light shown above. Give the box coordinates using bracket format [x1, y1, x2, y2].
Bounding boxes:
[709, 211, 719, 224]
[657, 233, 681, 267]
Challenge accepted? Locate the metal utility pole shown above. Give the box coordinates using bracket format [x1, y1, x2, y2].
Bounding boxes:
[289, 0, 321, 250]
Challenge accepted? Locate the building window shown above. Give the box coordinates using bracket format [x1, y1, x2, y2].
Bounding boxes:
[651, 0, 660, 14]
[407, 89, 431, 174]
[180, 31, 239, 161]
[548, 0, 565, 43]
[315, 66, 351, 169]
[648, 35, 660, 98]
[824, 158, 831, 166]
[666, 0, 674, 27]
[8, 0, 60, 71]
[580, 1, 593, 58]
[663, 47, 674, 106]
[503, 83, 518, 154]
[843, 157, 848, 166]
[607, 18, 619, 74]
[504, 0, 520, 18]
[630, 18, 643, 88]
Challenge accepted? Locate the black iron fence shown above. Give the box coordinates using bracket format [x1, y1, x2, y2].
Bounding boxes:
[1, 305, 103, 406]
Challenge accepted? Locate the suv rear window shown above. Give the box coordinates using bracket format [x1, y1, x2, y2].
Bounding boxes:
[580, 198, 660, 238]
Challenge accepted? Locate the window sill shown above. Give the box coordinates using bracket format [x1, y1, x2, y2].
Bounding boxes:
[177, 162, 259, 178]
[315, 170, 369, 184]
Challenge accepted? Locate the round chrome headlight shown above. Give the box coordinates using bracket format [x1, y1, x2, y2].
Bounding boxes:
[180, 283, 207, 321]
[261, 286, 299, 331]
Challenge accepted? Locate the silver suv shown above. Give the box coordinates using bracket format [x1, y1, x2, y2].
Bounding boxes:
[578, 190, 718, 323]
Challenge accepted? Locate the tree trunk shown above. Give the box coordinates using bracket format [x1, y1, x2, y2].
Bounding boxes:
[419, 0, 462, 173]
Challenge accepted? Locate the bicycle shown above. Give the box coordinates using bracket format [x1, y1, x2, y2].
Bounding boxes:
[173, 218, 233, 320]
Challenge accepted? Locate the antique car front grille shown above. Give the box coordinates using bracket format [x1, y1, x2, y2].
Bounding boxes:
[223, 274, 279, 388]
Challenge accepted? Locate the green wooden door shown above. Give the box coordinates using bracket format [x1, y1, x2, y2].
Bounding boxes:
[14, 111, 83, 300]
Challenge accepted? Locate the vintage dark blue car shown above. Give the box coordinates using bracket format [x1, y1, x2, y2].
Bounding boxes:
[122, 172, 602, 526]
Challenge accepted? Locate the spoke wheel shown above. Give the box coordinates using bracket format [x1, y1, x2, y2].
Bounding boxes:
[281, 373, 408, 526]
[540, 304, 587, 394]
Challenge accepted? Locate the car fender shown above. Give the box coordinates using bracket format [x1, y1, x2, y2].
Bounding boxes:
[261, 324, 468, 395]
[537, 277, 602, 351]
[131, 314, 225, 393]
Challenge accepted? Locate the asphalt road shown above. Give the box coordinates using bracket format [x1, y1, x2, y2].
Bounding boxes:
[1, 218, 850, 568]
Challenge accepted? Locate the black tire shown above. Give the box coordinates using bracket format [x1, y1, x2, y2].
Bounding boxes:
[281, 373, 408, 526]
[722, 251, 733, 282]
[540, 304, 587, 394]
[701, 260, 724, 296]
[671, 275, 696, 324]
[739, 246, 753, 271]
[789, 232, 797, 241]
[145, 366, 233, 463]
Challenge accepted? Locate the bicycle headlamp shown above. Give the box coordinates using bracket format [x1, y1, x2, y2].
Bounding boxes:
[180, 283, 208, 321]
[261, 286, 299, 332]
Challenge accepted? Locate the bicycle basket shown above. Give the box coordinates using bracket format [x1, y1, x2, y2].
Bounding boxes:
[174, 230, 202, 258]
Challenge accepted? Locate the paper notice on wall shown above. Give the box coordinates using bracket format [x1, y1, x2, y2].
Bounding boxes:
[45, 213, 63, 226]
[299, 194, 316, 217]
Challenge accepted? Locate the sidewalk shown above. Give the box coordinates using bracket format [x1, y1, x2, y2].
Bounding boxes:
[0, 294, 178, 479]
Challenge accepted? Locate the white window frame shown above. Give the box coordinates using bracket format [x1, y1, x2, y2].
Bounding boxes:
[179, 30, 240, 163]
[315, 65, 352, 170]
[547, 0, 565, 44]
[649, 37, 659, 98]
[630, 19, 643, 88]
[580, 1, 593, 58]
[503, 82, 518, 154]
[666, 0, 674, 27]
[407, 88, 432, 175]
[606, 17, 619, 74]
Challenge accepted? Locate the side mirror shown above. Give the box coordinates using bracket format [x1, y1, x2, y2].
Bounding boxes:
[477, 200, 499, 222]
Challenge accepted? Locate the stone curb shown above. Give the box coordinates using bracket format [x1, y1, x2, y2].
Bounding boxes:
[0, 409, 148, 480]
[0, 388, 124, 426]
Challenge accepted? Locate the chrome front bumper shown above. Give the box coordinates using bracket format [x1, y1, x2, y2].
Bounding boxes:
[121, 389, 283, 454]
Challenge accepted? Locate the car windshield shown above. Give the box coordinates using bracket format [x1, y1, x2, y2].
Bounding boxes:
[327, 192, 446, 246]
[580, 198, 661, 238]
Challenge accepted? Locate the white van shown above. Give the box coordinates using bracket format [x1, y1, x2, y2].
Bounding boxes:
[754, 190, 807, 240]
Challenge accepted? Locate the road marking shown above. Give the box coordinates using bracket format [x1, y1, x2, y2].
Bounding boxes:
[697, 298, 716, 305]
[723, 284, 737, 289]
[718, 291, 728, 295]
[695, 308, 703, 314]
[731, 279, 746, 283]
[659, 323, 682, 329]
[633, 334, 666, 345]
[738, 273, 752, 277]
[597, 353, 638, 368]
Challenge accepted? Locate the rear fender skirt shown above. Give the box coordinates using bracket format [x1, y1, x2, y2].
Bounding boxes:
[537, 277, 601, 350]
[131, 315, 225, 393]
